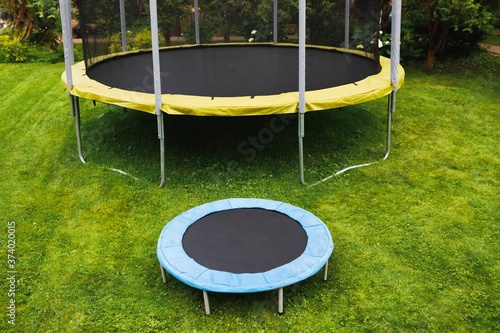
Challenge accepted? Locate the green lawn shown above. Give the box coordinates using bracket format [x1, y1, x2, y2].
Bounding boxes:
[0, 51, 498, 332]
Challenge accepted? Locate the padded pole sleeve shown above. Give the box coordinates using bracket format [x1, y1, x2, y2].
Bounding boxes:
[298, 0, 306, 115]
[59, 0, 74, 88]
[344, 0, 350, 48]
[149, 0, 163, 116]
[390, 0, 402, 90]
[273, 0, 278, 43]
[150, 0, 166, 187]
[194, 0, 200, 44]
[119, 0, 127, 51]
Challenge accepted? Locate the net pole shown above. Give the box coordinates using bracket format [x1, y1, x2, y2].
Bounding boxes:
[390, 0, 402, 108]
[273, 0, 278, 43]
[119, 0, 127, 51]
[298, 0, 306, 184]
[385, 0, 402, 160]
[194, 0, 200, 44]
[344, 0, 350, 48]
[60, 0, 74, 88]
[149, 0, 166, 187]
[60, 0, 85, 163]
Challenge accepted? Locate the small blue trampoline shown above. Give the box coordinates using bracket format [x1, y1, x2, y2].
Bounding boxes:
[157, 198, 334, 314]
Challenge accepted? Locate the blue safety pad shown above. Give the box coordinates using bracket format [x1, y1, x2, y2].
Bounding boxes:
[157, 198, 334, 293]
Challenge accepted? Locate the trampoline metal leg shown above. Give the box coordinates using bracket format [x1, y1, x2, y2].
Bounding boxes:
[298, 113, 305, 185]
[203, 291, 211, 315]
[309, 91, 397, 187]
[70, 95, 86, 164]
[323, 261, 329, 281]
[384, 91, 395, 160]
[278, 287, 284, 314]
[157, 113, 166, 188]
[160, 264, 167, 284]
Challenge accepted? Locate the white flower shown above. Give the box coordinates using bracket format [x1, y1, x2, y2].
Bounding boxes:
[378, 40, 383, 48]
[248, 38, 254, 42]
[251, 30, 257, 35]
[379, 30, 383, 35]
[384, 41, 390, 46]
[356, 44, 364, 49]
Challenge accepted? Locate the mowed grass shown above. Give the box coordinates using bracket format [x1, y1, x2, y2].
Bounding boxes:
[0, 51, 498, 332]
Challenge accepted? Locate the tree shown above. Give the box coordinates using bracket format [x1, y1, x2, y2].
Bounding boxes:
[403, 0, 493, 70]
[0, 0, 61, 42]
[306, 0, 338, 45]
[205, 0, 252, 42]
[1, 0, 35, 41]
[157, 0, 186, 45]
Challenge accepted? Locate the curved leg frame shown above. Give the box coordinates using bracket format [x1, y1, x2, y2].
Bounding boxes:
[69, 93, 168, 186]
[301, 92, 396, 186]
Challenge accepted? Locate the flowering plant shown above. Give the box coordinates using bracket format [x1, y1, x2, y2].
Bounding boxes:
[248, 30, 257, 42]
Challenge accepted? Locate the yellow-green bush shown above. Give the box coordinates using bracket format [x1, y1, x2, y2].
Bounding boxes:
[132, 29, 152, 50]
[108, 32, 125, 54]
[0, 37, 28, 63]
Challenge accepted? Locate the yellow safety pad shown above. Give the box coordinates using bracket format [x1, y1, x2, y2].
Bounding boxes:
[62, 46, 404, 116]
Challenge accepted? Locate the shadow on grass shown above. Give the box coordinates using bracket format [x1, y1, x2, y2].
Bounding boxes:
[61, 101, 389, 186]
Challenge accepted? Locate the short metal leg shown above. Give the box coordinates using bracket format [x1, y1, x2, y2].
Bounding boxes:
[323, 261, 329, 281]
[203, 291, 211, 315]
[383, 92, 395, 160]
[160, 264, 167, 283]
[157, 112, 166, 188]
[70, 95, 86, 164]
[298, 112, 305, 185]
[278, 288, 284, 314]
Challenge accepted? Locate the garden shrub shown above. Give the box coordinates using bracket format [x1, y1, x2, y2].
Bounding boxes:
[0, 37, 28, 63]
[108, 32, 125, 53]
[132, 29, 152, 50]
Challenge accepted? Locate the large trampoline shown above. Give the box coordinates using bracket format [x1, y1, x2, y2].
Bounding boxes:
[59, 0, 405, 185]
[157, 198, 334, 314]
[64, 43, 402, 116]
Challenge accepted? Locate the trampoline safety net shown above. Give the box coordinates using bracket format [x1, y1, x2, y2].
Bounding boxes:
[75, 0, 385, 71]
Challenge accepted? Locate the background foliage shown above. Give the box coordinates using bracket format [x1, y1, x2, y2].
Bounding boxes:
[0, 0, 497, 67]
[402, 0, 494, 69]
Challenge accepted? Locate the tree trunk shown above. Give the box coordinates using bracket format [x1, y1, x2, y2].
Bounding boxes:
[11, 0, 33, 42]
[162, 31, 171, 46]
[426, 48, 438, 70]
[12, 8, 25, 40]
[426, 19, 448, 71]
[224, 24, 232, 43]
[20, 19, 33, 42]
[224, 30, 230, 43]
